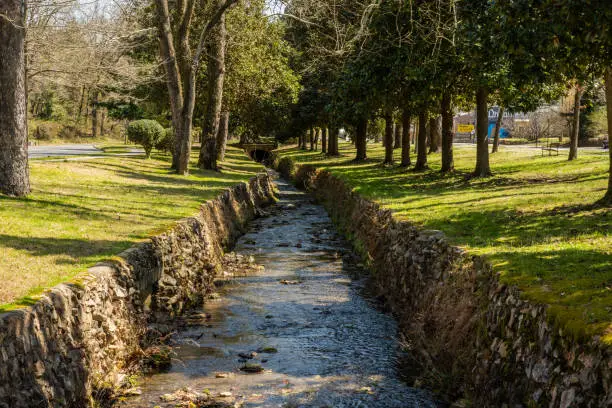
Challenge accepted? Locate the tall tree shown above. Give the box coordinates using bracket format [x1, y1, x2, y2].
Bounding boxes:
[605, 69, 612, 203]
[428, 116, 441, 153]
[383, 111, 394, 165]
[0, 0, 31, 197]
[491, 106, 504, 154]
[394, 120, 402, 149]
[198, 0, 228, 170]
[440, 92, 454, 172]
[414, 111, 428, 170]
[155, 0, 236, 175]
[473, 87, 491, 176]
[400, 108, 412, 167]
[354, 118, 368, 161]
[216, 110, 230, 161]
[568, 84, 582, 161]
[321, 127, 327, 154]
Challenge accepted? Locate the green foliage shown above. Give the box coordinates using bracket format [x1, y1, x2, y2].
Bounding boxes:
[127, 119, 164, 158]
[156, 128, 175, 154]
[102, 101, 144, 122]
[194, 0, 300, 141]
[275, 156, 296, 179]
[584, 105, 609, 139]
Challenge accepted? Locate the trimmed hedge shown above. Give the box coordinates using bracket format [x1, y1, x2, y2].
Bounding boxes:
[127, 119, 164, 158]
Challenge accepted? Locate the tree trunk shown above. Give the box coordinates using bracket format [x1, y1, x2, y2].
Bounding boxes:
[314, 128, 320, 151]
[603, 67, 612, 204]
[77, 86, 85, 123]
[198, 6, 227, 170]
[441, 92, 454, 173]
[216, 110, 229, 161]
[491, 106, 504, 153]
[414, 111, 428, 170]
[428, 116, 441, 153]
[155, 0, 185, 171]
[328, 127, 339, 156]
[473, 87, 492, 177]
[100, 111, 105, 136]
[0, 0, 30, 196]
[84, 88, 90, 129]
[383, 112, 394, 164]
[569, 83, 581, 161]
[309, 128, 314, 150]
[413, 120, 418, 153]
[354, 119, 367, 161]
[394, 121, 402, 149]
[400, 109, 411, 167]
[321, 127, 327, 154]
[91, 91, 99, 138]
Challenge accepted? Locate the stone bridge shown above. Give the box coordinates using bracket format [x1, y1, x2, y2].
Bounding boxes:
[240, 142, 278, 162]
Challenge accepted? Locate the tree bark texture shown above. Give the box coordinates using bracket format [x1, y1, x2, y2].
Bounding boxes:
[428, 116, 441, 153]
[400, 109, 411, 167]
[355, 119, 368, 161]
[328, 127, 339, 156]
[321, 127, 327, 154]
[491, 106, 504, 153]
[414, 111, 428, 170]
[198, 4, 227, 170]
[156, 0, 189, 172]
[216, 110, 229, 161]
[0, 0, 30, 196]
[394, 121, 402, 149]
[569, 83, 581, 161]
[309, 128, 314, 150]
[441, 92, 454, 173]
[473, 87, 492, 177]
[383, 113, 394, 164]
[91, 91, 99, 138]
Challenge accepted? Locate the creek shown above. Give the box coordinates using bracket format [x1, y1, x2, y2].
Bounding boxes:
[120, 175, 438, 408]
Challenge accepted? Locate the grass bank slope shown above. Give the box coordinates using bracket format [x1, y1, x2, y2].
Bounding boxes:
[0, 147, 262, 310]
[276, 142, 611, 342]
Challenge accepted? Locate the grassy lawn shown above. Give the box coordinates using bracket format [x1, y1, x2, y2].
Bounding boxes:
[0, 146, 263, 311]
[276, 142, 612, 343]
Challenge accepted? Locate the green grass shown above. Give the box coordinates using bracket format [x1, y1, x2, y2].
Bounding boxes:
[0, 146, 263, 311]
[276, 142, 612, 343]
[95, 144, 142, 154]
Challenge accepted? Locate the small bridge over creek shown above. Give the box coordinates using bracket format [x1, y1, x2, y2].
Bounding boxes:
[240, 142, 278, 162]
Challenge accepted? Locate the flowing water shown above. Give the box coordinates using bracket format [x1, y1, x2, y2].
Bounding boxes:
[120, 175, 438, 408]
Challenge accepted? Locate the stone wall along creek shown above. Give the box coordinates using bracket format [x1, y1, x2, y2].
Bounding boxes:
[0, 173, 276, 408]
[276, 158, 611, 408]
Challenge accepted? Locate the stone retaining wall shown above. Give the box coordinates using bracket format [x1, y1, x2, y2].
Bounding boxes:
[282, 160, 611, 408]
[0, 173, 276, 408]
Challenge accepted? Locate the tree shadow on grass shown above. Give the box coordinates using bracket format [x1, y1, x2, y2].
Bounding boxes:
[83, 160, 255, 190]
[0, 234, 134, 259]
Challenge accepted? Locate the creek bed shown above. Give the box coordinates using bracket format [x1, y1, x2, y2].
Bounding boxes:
[119, 176, 437, 407]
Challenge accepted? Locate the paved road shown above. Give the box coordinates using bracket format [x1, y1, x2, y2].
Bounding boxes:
[28, 144, 142, 159]
[28, 144, 103, 158]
